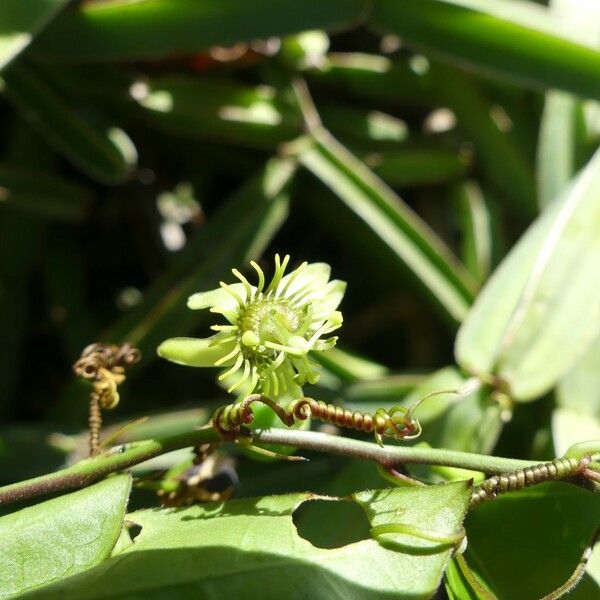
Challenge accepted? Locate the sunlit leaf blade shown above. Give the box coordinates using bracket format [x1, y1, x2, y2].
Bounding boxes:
[132, 77, 300, 150]
[132, 76, 408, 152]
[456, 148, 600, 400]
[537, 92, 585, 209]
[466, 484, 600, 599]
[0, 164, 91, 221]
[308, 52, 432, 106]
[557, 334, 600, 418]
[2, 65, 136, 184]
[454, 181, 493, 284]
[296, 131, 476, 324]
[0, 0, 70, 72]
[107, 158, 295, 359]
[0, 475, 131, 599]
[27, 484, 470, 599]
[32, 0, 368, 62]
[369, 0, 600, 99]
[537, 0, 600, 209]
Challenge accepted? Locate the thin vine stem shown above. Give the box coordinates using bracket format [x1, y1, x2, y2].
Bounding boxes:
[0, 426, 538, 507]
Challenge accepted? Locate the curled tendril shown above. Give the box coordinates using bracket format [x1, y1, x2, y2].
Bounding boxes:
[73, 342, 141, 455]
[212, 394, 422, 447]
[470, 456, 593, 507]
[212, 394, 296, 439]
[288, 398, 421, 446]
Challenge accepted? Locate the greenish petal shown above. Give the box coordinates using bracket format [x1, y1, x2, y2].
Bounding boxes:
[187, 282, 248, 311]
[157, 336, 236, 367]
[311, 279, 347, 320]
[280, 262, 331, 296]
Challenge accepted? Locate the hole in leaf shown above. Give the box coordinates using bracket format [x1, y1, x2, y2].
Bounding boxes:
[293, 499, 371, 549]
[127, 522, 142, 542]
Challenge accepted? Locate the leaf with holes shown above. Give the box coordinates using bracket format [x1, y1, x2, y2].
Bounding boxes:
[25, 482, 471, 599]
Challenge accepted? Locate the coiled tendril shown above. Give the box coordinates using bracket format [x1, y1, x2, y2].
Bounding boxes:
[470, 456, 592, 507]
[73, 342, 141, 455]
[288, 398, 421, 446]
[212, 394, 421, 446]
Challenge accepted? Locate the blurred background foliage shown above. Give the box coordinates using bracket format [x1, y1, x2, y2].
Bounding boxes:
[1, 1, 600, 595]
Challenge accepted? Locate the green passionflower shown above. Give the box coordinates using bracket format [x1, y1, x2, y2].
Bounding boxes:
[158, 255, 345, 398]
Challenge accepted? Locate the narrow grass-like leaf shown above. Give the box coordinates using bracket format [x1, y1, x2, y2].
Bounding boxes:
[308, 52, 432, 106]
[132, 77, 300, 150]
[0, 475, 131, 599]
[454, 180, 493, 283]
[369, 0, 600, 99]
[456, 148, 600, 400]
[2, 64, 136, 184]
[295, 131, 476, 323]
[132, 76, 409, 152]
[27, 484, 470, 599]
[32, 0, 368, 62]
[537, 92, 586, 209]
[369, 148, 469, 187]
[0, 0, 70, 71]
[537, 0, 600, 209]
[0, 164, 91, 221]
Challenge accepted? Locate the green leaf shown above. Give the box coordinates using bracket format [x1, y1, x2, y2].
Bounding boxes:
[537, 92, 586, 209]
[557, 335, 600, 417]
[28, 483, 470, 599]
[465, 483, 600, 599]
[133, 76, 408, 152]
[390, 367, 502, 455]
[454, 181, 493, 284]
[369, 0, 600, 99]
[370, 148, 469, 187]
[0, 475, 131, 599]
[133, 77, 300, 150]
[537, 0, 600, 209]
[2, 64, 137, 184]
[0, 164, 91, 221]
[32, 0, 367, 62]
[444, 557, 482, 600]
[308, 52, 432, 106]
[296, 131, 476, 324]
[456, 147, 600, 400]
[552, 407, 600, 457]
[0, 0, 70, 72]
